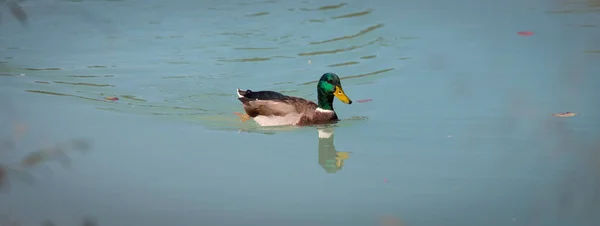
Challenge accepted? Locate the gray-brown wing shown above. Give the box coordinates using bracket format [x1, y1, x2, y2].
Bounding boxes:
[240, 96, 317, 117]
[285, 97, 318, 114]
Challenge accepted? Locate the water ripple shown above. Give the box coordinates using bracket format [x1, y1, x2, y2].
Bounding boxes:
[548, 0, 600, 14]
[309, 24, 384, 45]
[233, 47, 279, 50]
[298, 37, 381, 56]
[299, 3, 348, 11]
[246, 12, 269, 17]
[162, 76, 193, 79]
[21, 68, 61, 71]
[238, 0, 278, 6]
[0, 73, 24, 76]
[121, 95, 146, 102]
[6, 0, 398, 131]
[307, 19, 326, 23]
[25, 90, 103, 102]
[53, 81, 115, 87]
[218, 56, 294, 62]
[331, 9, 373, 19]
[299, 68, 395, 85]
[328, 61, 359, 67]
[66, 75, 115, 78]
[360, 55, 377, 59]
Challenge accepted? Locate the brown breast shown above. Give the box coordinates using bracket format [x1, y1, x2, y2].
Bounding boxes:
[296, 110, 337, 126]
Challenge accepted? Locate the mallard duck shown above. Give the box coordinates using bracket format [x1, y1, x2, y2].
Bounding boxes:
[236, 72, 352, 127]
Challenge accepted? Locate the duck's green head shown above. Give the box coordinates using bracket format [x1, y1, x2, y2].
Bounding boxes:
[317, 73, 352, 106]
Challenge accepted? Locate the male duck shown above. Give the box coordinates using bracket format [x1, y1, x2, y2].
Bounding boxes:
[236, 72, 352, 127]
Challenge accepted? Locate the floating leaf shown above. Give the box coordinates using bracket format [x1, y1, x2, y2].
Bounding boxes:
[552, 112, 576, 117]
[517, 31, 534, 36]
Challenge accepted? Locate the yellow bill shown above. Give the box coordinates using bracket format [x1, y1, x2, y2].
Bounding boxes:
[333, 86, 352, 104]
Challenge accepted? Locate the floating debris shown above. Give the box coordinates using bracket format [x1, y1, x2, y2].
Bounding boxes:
[357, 99, 373, 103]
[552, 112, 576, 117]
[517, 31, 534, 36]
[104, 96, 119, 101]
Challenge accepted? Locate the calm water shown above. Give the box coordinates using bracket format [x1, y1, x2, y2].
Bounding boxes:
[1, 0, 600, 225]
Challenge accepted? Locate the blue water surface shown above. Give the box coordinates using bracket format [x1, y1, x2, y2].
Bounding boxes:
[1, 0, 599, 226]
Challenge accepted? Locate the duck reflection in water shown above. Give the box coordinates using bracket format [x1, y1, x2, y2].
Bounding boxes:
[317, 127, 350, 173]
[235, 125, 351, 173]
